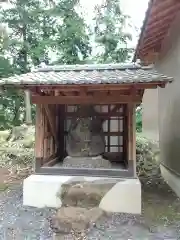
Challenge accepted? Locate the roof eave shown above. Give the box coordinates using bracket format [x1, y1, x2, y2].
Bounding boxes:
[0, 80, 173, 90]
[133, 0, 154, 62]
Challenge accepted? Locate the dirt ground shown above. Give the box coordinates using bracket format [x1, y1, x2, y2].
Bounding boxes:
[0, 167, 22, 190]
[141, 178, 180, 229]
[0, 167, 180, 239]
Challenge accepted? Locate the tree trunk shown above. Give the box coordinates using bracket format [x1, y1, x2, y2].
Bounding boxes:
[24, 90, 32, 125]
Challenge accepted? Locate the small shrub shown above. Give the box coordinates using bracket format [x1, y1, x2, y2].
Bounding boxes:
[136, 133, 160, 178]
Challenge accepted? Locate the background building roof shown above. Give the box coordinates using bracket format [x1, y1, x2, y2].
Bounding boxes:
[134, 0, 180, 63]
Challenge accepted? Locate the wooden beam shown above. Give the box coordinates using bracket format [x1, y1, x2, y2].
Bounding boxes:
[66, 111, 124, 118]
[44, 105, 58, 146]
[79, 86, 87, 96]
[140, 51, 159, 65]
[146, 4, 179, 31]
[43, 157, 59, 167]
[143, 30, 167, 46]
[141, 36, 165, 53]
[32, 94, 142, 105]
[25, 82, 166, 92]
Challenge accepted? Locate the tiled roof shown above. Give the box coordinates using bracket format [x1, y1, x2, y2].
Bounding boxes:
[0, 63, 173, 86]
[134, 0, 180, 62]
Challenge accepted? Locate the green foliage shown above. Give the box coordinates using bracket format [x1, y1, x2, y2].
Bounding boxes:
[94, 0, 133, 63]
[54, 0, 92, 64]
[136, 105, 142, 132]
[0, 125, 35, 168]
[136, 133, 160, 178]
[0, 89, 24, 129]
[0, 0, 133, 129]
[0, 0, 92, 129]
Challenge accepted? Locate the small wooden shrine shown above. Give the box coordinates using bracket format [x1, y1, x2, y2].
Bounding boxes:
[0, 63, 172, 177]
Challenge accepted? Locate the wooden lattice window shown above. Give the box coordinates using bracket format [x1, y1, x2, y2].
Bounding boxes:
[61, 104, 127, 163]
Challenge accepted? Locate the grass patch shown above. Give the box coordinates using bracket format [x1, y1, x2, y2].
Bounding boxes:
[142, 179, 180, 226]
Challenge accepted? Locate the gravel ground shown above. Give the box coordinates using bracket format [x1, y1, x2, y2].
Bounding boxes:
[0, 184, 180, 240]
[87, 214, 180, 240]
[0, 184, 56, 240]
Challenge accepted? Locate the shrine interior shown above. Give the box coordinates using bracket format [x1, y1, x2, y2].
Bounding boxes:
[53, 104, 128, 170]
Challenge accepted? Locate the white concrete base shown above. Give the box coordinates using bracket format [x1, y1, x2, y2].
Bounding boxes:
[99, 178, 141, 214]
[160, 164, 180, 198]
[23, 175, 141, 214]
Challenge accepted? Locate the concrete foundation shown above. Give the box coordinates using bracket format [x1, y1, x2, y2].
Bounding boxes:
[23, 174, 141, 214]
[160, 164, 180, 198]
[99, 178, 141, 214]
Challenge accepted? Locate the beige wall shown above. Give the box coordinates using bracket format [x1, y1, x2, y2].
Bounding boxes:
[155, 29, 180, 174]
[142, 89, 159, 141]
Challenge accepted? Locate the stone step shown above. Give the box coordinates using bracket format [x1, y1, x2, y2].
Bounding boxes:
[60, 181, 115, 208]
[51, 206, 104, 238]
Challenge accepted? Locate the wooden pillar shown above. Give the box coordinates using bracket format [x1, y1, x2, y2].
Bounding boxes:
[57, 105, 65, 160]
[35, 104, 44, 171]
[127, 103, 136, 177]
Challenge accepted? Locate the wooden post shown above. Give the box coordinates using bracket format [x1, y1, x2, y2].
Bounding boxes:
[35, 104, 44, 170]
[127, 103, 136, 177]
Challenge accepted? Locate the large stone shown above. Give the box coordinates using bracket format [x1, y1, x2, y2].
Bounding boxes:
[62, 155, 112, 168]
[60, 181, 115, 208]
[66, 105, 105, 157]
[0, 130, 10, 142]
[51, 207, 104, 234]
[9, 124, 35, 142]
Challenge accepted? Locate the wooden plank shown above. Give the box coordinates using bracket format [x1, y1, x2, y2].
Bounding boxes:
[35, 105, 43, 161]
[44, 105, 58, 146]
[32, 95, 142, 105]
